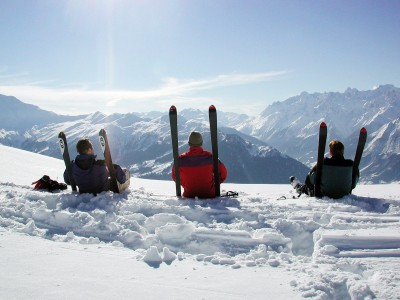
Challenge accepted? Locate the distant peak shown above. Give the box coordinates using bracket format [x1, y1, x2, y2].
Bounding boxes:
[86, 111, 106, 122]
[373, 84, 395, 91]
[90, 111, 106, 117]
[345, 87, 359, 94]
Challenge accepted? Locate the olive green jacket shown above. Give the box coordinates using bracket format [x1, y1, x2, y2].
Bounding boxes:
[310, 156, 359, 199]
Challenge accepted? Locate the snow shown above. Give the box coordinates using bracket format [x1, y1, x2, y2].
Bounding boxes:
[1, 144, 400, 299]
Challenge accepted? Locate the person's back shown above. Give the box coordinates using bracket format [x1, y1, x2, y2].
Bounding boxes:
[172, 131, 227, 198]
[69, 154, 110, 194]
[319, 156, 355, 199]
[64, 138, 129, 194]
[295, 140, 358, 199]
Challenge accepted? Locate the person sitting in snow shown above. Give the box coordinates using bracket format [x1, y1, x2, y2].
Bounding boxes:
[64, 138, 130, 194]
[291, 140, 359, 199]
[171, 131, 227, 198]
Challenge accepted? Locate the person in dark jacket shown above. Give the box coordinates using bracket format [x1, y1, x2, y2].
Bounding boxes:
[292, 140, 359, 199]
[172, 131, 227, 198]
[64, 138, 130, 194]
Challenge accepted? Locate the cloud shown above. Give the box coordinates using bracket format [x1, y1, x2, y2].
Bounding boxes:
[159, 71, 289, 95]
[0, 70, 30, 80]
[0, 71, 289, 115]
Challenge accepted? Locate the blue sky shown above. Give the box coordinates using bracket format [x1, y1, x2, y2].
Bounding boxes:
[0, 0, 399, 115]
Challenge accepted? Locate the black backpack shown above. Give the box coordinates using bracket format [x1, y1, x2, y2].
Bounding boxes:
[32, 175, 68, 192]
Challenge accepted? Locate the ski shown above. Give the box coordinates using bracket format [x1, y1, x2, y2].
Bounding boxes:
[58, 132, 77, 192]
[99, 129, 119, 193]
[314, 122, 327, 198]
[169, 105, 181, 197]
[209, 105, 221, 197]
[352, 127, 367, 187]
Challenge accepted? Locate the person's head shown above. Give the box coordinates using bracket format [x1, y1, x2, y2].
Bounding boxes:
[188, 131, 203, 147]
[328, 140, 344, 157]
[76, 138, 94, 155]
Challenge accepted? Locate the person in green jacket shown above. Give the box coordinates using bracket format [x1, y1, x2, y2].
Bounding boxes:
[291, 140, 359, 199]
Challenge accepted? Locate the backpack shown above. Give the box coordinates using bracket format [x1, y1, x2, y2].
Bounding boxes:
[32, 175, 68, 192]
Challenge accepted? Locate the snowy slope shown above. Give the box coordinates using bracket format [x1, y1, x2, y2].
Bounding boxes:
[0, 145, 399, 299]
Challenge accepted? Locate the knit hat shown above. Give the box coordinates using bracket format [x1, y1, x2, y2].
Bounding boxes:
[188, 131, 203, 147]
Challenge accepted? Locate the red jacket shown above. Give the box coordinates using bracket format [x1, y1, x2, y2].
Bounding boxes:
[172, 146, 227, 198]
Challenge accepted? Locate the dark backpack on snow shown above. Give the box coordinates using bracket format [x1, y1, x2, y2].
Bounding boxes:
[32, 175, 68, 192]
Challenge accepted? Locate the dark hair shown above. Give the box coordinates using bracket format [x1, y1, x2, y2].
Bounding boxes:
[76, 138, 93, 155]
[328, 140, 344, 157]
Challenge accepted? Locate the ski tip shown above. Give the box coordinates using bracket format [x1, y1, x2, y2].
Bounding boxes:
[209, 105, 216, 111]
[170, 105, 177, 111]
[360, 127, 367, 133]
[320, 122, 327, 127]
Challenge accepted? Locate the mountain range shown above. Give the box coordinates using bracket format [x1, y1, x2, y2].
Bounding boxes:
[0, 84, 399, 184]
[236, 84, 399, 184]
[0, 95, 308, 183]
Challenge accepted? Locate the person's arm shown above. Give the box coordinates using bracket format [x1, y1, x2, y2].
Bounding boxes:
[171, 164, 176, 182]
[352, 168, 360, 189]
[308, 161, 320, 185]
[219, 161, 227, 183]
[308, 170, 316, 185]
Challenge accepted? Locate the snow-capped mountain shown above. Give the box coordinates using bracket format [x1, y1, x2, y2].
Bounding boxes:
[1, 84, 398, 184]
[0, 94, 84, 132]
[235, 85, 400, 183]
[0, 98, 308, 183]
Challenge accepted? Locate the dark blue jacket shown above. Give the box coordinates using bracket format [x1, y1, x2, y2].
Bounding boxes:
[64, 154, 126, 194]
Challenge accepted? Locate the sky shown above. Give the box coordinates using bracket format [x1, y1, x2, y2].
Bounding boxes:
[0, 0, 399, 116]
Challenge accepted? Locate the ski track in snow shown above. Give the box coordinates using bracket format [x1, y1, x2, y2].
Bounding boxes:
[1, 179, 400, 299]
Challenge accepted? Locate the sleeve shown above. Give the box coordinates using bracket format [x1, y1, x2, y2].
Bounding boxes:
[308, 170, 316, 185]
[171, 164, 176, 182]
[219, 160, 228, 183]
[352, 167, 360, 189]
[307, 162, 318, 185]
[114, 164, 127, 184]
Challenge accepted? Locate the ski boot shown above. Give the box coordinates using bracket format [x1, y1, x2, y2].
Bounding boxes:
[290, 176, 306, 196]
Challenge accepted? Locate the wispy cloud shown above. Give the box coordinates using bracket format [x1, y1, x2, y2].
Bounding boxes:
[158, 71, 289, 95]
[0, 70, 30, 80]
[0, 71, 290, 115]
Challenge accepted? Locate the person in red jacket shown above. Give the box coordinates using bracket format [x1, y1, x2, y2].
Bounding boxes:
[172, 131, 227, 198]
